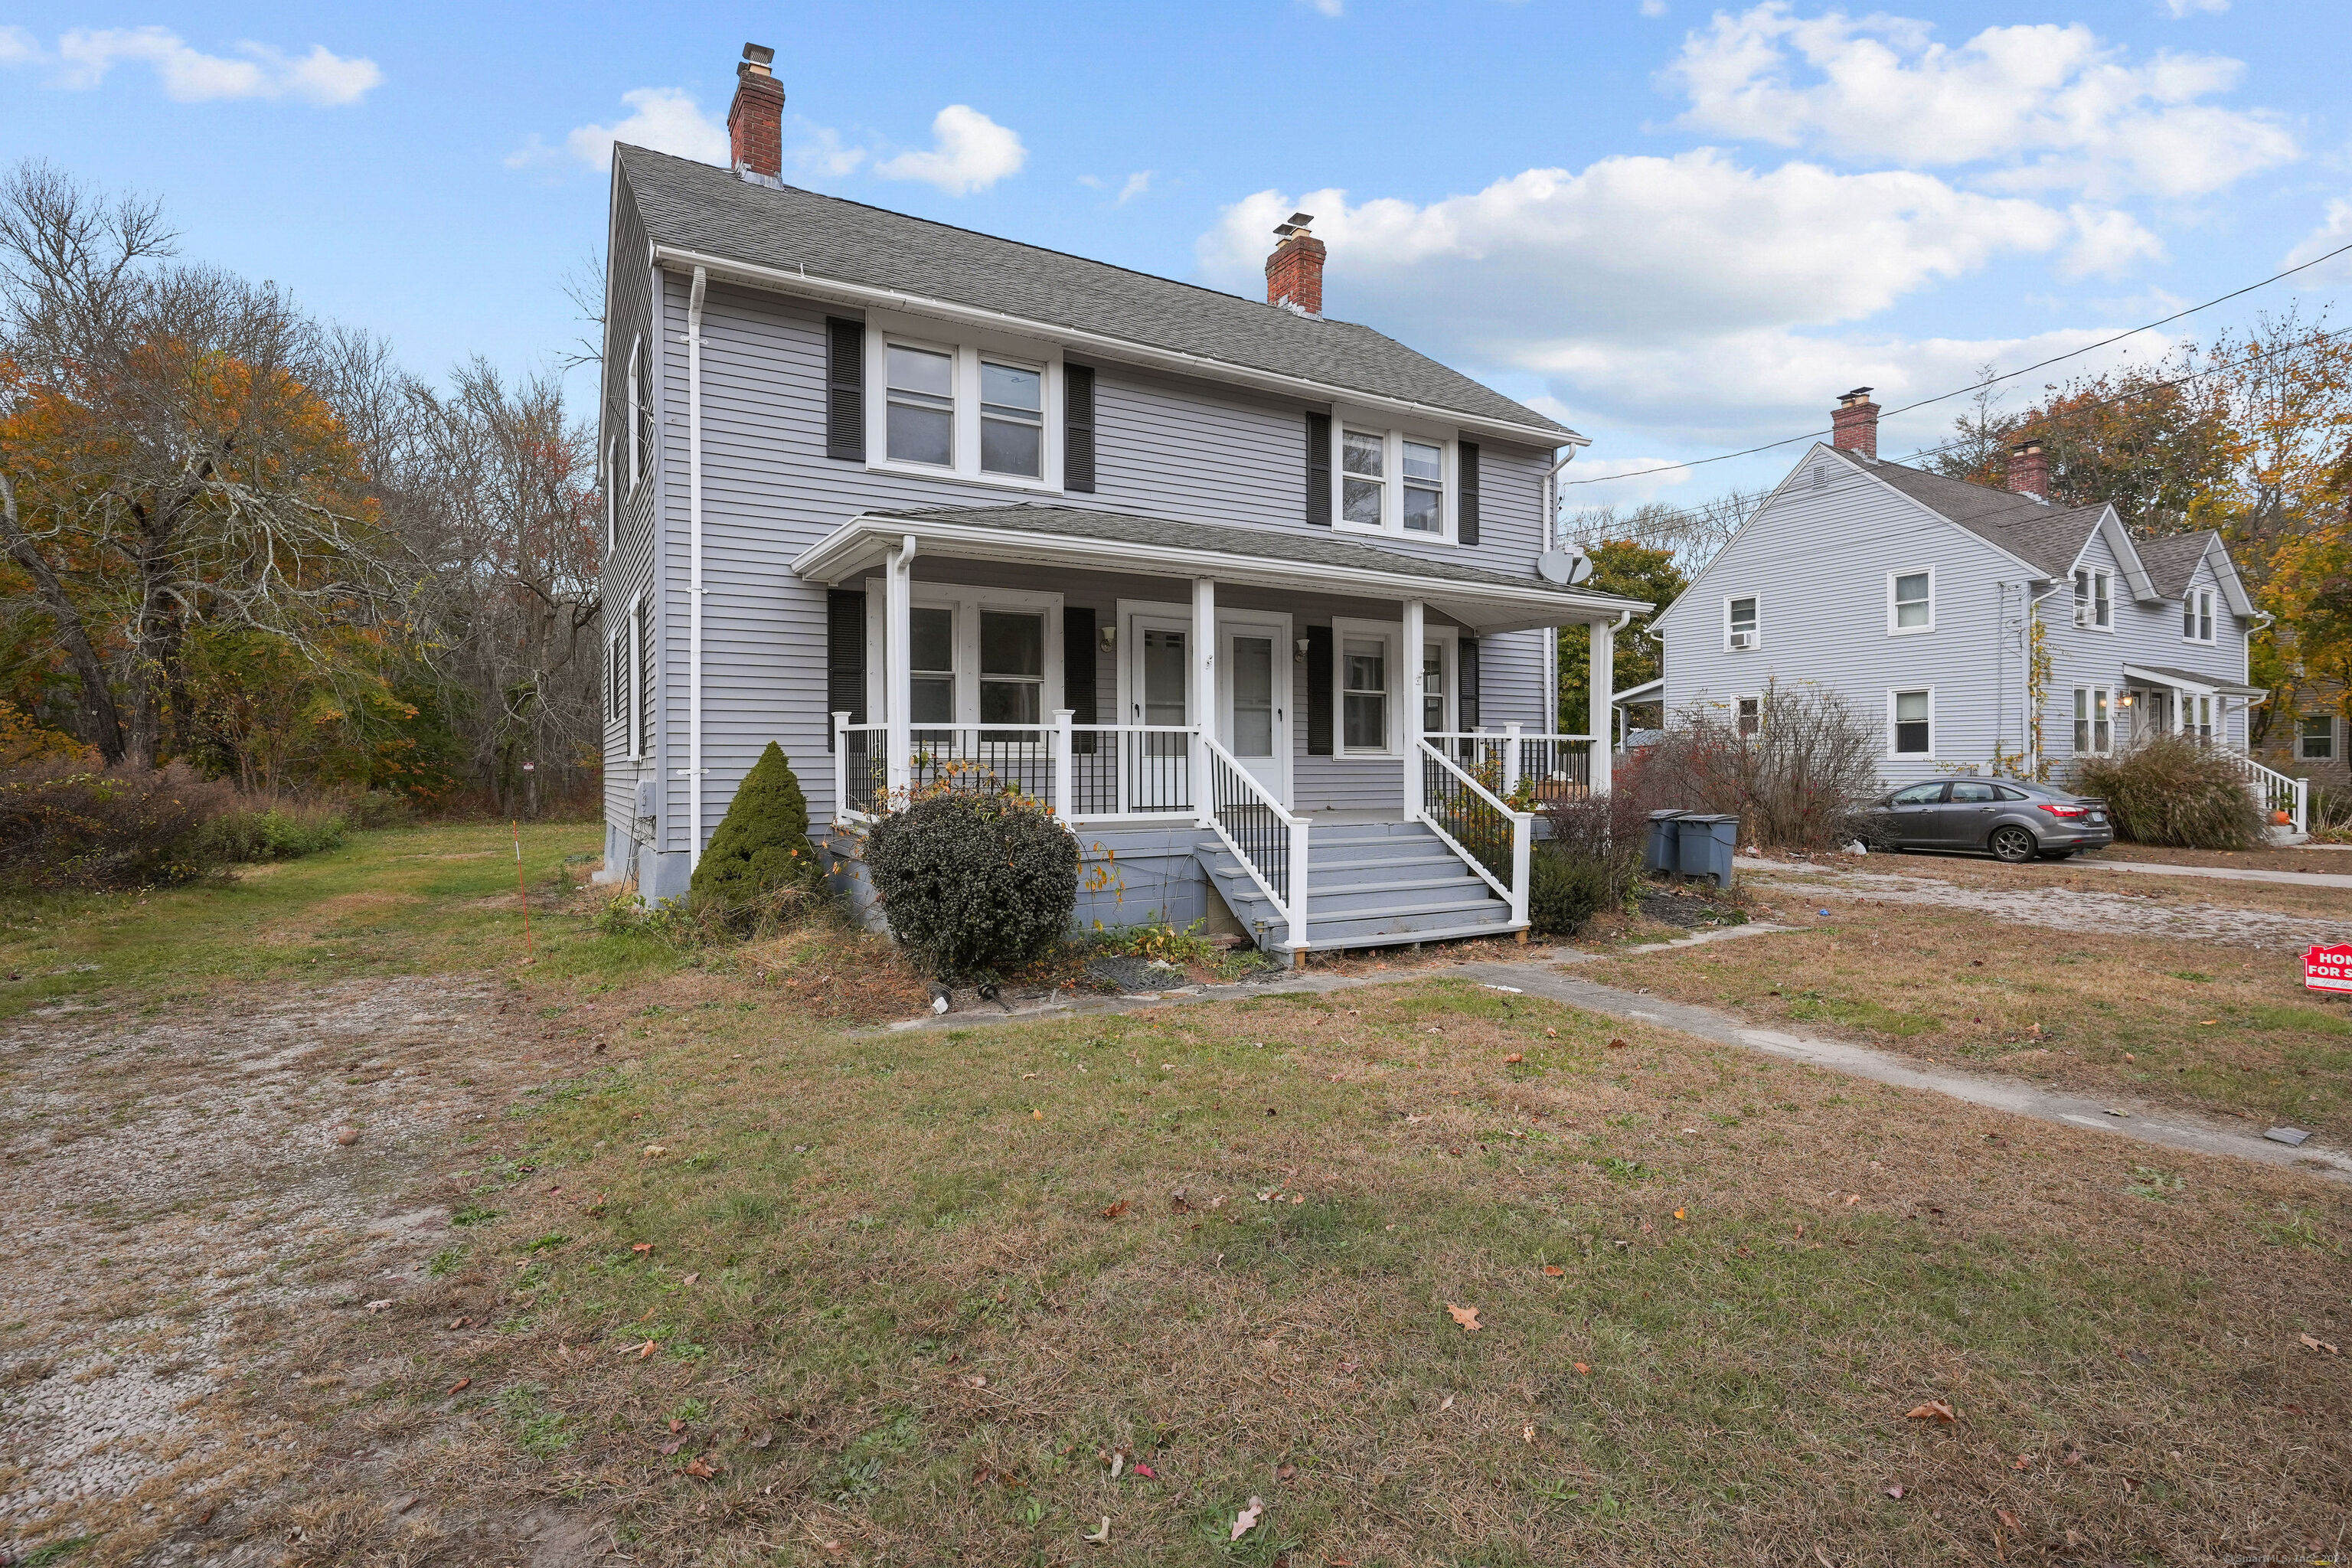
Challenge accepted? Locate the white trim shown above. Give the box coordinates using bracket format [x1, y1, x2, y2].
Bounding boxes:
[1416, 622, 1461, 737]
[1887, 568, 1934, 636]
[1330, 407, 1458, 545]
[1332, 616, 1403, 756]
[648, 243, 1583, 449]
[1887, 686, 1935, 760]
[604, 435, 618, 553]
[865, 309, 1064, 494]
[2072, 567, 2114, 632]
[861, 579, 1064, 728]
[1217, 611, 1295, 808]
[1724, 593, 1759, 652]
[626, 592, 646, 762]
[626, 335, 644, 494]
[2182, 586, 2216, 645]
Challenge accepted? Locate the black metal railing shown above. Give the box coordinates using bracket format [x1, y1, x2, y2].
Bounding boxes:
[904, 725, 1052, 801]
[1517, 737, 1592, 802]
[843, 726, 880, 814]
[1207, 744, 1289, 907]
[1423, 746, 1514, 884]
[1070, 725, 1193, 816]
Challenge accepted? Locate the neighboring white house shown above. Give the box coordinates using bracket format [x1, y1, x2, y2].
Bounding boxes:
[1651, 390, 2304, 825]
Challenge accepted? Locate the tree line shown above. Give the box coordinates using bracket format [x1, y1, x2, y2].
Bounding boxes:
[0, 162, 603, 814]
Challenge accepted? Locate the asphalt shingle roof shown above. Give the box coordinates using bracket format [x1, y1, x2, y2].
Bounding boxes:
[861, 504, 1648, 609]
[1824, 446, 2106, 577]
[616, 145, 1570, 441]
[2134, 532, 2218, 598]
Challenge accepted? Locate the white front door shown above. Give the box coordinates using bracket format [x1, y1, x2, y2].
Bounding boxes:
[1126, 615, 1191, 812]
[1219, 616, 1290, 805]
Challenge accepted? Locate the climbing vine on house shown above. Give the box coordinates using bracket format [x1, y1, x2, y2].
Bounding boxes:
[1990, 612, 2055, 782]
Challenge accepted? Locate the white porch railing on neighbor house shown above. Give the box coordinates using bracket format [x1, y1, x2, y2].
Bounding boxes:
[2222, 749, 2309, 835]
[1416, 739, 1534, 929]
[1423, 727, 1597, 804]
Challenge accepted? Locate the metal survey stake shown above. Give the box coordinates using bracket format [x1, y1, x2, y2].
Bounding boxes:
[513, 820, 532, 962]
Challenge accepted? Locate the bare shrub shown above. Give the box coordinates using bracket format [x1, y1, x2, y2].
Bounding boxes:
[2072, 734, 2265, 849]
[1531, 786, 1651, 936]
[1632, 680, 1880, 850]
[0, 757, 234, 889]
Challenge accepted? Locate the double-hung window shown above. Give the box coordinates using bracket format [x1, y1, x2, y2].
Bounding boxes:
[1341, 429, 1385, 527]
[1890, 689, 1932, 756]
[2073, 687, 2113, 756]
[2189, 693, 2213, 740]
[885, 345, 956, 468]
[629, 596, 651, 760]
[870, 587, 1062, 741]
[1401, 439, 1444, 534]
[2073, 569, 2112, 629]
[2183, 587, 2215, 642]
[1736, 694, 1762, 739]
[867, 312, 1062, 490]
[626, 338, 645, 496]
[1333, 421, 1453, 540]
[1342, 638, 1389, 753]
[978, 361, 1044, 479]
[907, 607, 956, 730]
[608, 630, 625, 724]
[1890, 571, 1932, 633]
[2300, 714, 2338, 761]
[978, 610, 1045, 729]
[1726, 595, 1759, 651]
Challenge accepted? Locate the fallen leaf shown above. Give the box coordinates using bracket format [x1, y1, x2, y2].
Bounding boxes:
[1276, 1462, 1296, 1482]
[641, 1144, 667, 1158]
[750, 1430, 775, 1449]
[2012, 1455, 2034, 1471]
[1573, 1361, 1590, 1375]
[1673, 1207, 1687, 1220]
[1133, 1462, 1157, 1478]
[632, 1243, 653, 1254]
[2299, 1333, 2341, 1355]
[1522, 1423, 1535, 1444]
[1606, 1037, 1628, 1050]
[1905, 1400, 1955, 1423]
[1844, 1194, 1862, 1207]
[1439, 1395, 1455, 1412]
[1232, 1496, 1265, 1540]
[684, 1457, 718, 1478]
[681, 1272, 699, 1286]
[1083, 1516, 1110, 1546]
[1543, 1265, 1565, 1277]
[2120, 1476, 2141, 1494]
[1995, 1508, 2020, 1531]
[669, 1419, 685, 1434]
[448, 1377, 471, 1395]
[1109, 1448, 1125, 1478]
[2064, 1530, 2089, 1549]
[966, 1374, 988, 1388]
[1021, 1070, 1040, 1080]
[660, 1438, 684, 1456]
[1504, 1053, 1524, 1064]
[1883, 1485, 1905, 1499]
[447, 1316, 468, 1330]
[1032, 1109, 1044, 1120]
[364, 1298, 393, 1313]
[636, 1340, 658, 1359]
[1446, 1303, 1481, 1332]
[1101, 1200, 1129, 1220]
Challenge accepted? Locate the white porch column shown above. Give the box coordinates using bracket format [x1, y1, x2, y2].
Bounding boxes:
[884, 534, 916, 800]
[1191, 576, 1216, 826]
[1587, 614, 1615, 796]
[1050, 707, 1075, 823]
[1401, 598, 1426, 818]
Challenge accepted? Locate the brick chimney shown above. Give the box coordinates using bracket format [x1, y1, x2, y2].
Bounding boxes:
[2007, 438, 2050, 501]
[1831, 387, 1878, 460]
[1265, 213, 1325, 316]
[727, 44, 784, 181]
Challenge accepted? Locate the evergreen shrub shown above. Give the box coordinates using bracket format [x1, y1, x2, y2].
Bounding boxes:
[690, 742, 823, 908]
[864, 790, 1076, 981]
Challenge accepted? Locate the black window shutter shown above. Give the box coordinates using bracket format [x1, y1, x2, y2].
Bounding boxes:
[826, 589, 866, 751]
[1064, 364, 1096, 493]
[1458, 635, 1480, 733]
[825, 317, 865, 462]
[1459, 439, 1481, 546]
[1305, 625, 1333, 755]
[1063, 606, 1098, 753]
[1305, 413, 1332, 525]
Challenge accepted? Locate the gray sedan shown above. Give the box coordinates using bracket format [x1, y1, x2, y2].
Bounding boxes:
[1860, 779, 2114, 862]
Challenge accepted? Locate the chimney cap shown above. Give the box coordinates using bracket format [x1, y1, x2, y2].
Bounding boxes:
[740, 42, 775, 77]
[1838, 386, 1875, 407]
[2010, 436, 2044, 455]
[1272, 211, 1315, 237]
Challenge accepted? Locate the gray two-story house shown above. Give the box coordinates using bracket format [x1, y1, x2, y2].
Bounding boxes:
[596, 45, 1644, 958]
[1645, 390, 2305, 831]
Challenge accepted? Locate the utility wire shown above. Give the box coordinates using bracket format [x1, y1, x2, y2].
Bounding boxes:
[1562, 237, 2352, 488]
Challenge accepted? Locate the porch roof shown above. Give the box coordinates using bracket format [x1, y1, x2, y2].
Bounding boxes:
[2122, 662, 2266, 699]
[790, 504, 1649, 633]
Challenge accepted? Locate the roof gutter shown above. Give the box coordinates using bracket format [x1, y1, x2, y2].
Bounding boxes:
[649, 242, 1586, 450]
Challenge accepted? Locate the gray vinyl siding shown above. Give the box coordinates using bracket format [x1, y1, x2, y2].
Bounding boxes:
[2046, 528, 2251, 762]
[1656, 446, 2026, 788]
[631, 270, 1571, 848]
[602, 172, 660, 853]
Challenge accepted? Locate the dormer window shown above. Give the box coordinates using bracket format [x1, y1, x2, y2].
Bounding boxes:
[2073, 570, 2111, 629]
[2183, 587, 2214, 643]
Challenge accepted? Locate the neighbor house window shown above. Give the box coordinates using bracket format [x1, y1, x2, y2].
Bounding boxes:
[1890, 689, 1932, 756]
[2183, 588, 2214, 642]
[1736, 694, 1762, 739]
[885, 344, 956, 468]
[978, 361, 1044, 479]
[2073, 686, 2113, 756]
[2301, 714, 2338, 761]
[2073, 569, 2112, 629]
[1890, 571, 1932, 633]
[1726, 595, 1759, 650]
[1332, 423, 1454, 540]
[1343, 637, 1390, 752]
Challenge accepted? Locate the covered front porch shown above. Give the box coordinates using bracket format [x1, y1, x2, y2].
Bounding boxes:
[792, 505, 1648, 958]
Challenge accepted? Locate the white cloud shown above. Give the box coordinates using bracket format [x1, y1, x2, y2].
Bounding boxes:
[874, 105, 1027, 196]
[1554, 449, 1695, 506]
[2, 25, 379, 104]
[1666, 3, 2294, 199]
[2285, 198, 2352, 287]
[1640, 0, 1668, 15]
[1305, 0, 1345, 15]
[790, 123, 867, 181]
[2162, 0, 2227, 15]
[514, 88, 730, 172]
[1116, 171, 1154, 205]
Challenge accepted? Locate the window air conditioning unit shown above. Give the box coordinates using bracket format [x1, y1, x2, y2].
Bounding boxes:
[1728, 630, 1755, 651]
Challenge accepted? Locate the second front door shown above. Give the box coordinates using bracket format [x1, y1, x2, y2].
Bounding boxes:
[1219, 616, 1290, 805]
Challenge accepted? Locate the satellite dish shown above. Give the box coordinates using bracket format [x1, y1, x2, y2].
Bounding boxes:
[1536, 549, 1592, 586]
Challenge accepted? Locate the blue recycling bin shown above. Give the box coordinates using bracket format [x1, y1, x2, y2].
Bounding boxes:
[1675, 813, 1740, 889]
[1645, 810, 1686, 875]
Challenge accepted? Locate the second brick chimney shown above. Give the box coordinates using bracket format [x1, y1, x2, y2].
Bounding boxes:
[1831, 387, 1879, 460]
[2007, 438, 2050, 501]
[1265, 213, 1325, 316]
[727, 44, 785, 181]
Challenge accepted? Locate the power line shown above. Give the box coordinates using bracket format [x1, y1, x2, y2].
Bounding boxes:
[1562, 237, 2352, 488]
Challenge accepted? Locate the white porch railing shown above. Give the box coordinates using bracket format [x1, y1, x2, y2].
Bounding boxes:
[1200, 734, 1310, 951]
[1416, 739, 1533, 929]
[2223, 749, 2309, 835]
[1423, 727, 1597, 803]
[831, 714, 1208, 825]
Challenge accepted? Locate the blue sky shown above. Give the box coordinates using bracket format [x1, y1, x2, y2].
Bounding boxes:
[2, 0, 2345, 506]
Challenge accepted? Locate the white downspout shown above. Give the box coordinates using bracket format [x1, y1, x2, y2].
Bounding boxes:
[684, 266, 709, 868]
[1541, 446, 1581, 549]
[2023, 579, 2061, 777]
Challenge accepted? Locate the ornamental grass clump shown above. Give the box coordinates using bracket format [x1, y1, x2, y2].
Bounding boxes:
[864, 789, 1077, 982]
[2072, 733, 2265, 850]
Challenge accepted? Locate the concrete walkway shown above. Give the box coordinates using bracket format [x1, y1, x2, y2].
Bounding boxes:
[2074, 858, 2352, 890]
[884, 926, 2350, 1185]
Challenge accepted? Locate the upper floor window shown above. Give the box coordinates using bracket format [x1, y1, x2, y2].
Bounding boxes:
[1726, 595, 1759, 651]
[605, 436, 619, 551]
[2298, 714, 2337, 761]
[626, 337, 646, 496]
[886, 345, 955, 468]
[980, 362, 1044, 479]
[1890, 571, 1932, 634]
[867, 311, 1063, 492]
[2183, 587, 2215, 642]
[1334, 420, 1454, 541]
[2073, 569, 2112, 629]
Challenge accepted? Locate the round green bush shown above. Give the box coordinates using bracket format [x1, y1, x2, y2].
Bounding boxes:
[864, 790, 1077, 981]
[691, 742, 822, 906]
[1527, 847, 1614, 937]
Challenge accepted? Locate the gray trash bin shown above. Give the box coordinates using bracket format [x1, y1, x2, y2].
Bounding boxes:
[1675, 813, 1740, 889]
[1645, 810, 1686, 875]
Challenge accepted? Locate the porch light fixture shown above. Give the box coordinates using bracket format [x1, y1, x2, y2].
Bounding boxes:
[1099, 624, 1116, 652]
[1295, 638, 1311, 658]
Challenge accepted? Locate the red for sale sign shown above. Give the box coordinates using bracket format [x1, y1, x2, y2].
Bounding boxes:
[2308, 943, 2352, 994]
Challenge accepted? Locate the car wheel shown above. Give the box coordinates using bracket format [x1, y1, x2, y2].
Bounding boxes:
[1989, 826, 2037, 864]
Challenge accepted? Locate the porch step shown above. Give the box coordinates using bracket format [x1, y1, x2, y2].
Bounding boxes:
[1194, 818, 1521, 955]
